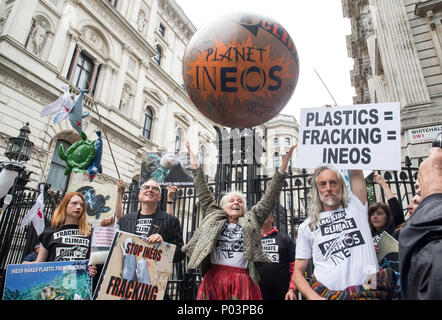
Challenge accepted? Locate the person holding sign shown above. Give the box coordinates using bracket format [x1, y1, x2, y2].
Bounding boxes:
[36, 192, 91, 263]
[113, 179, 185, 263]
[183, 141, 295, 300]
[369, 173, 405, 245]
[293, 166, 398, 300]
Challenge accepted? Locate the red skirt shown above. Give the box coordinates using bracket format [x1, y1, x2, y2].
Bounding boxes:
[197, 264, 262, 300]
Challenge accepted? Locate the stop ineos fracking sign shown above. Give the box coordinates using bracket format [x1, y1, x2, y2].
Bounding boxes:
[295, 103, 401, 170]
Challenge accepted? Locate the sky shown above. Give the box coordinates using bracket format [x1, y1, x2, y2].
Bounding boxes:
[175, 0, 355, 121]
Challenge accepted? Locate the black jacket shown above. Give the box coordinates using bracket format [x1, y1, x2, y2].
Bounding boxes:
[118, 208, 185, 263]
[399, 193, 442, 299]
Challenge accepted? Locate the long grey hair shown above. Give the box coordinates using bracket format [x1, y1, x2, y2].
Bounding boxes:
[308, 165, 349, 231]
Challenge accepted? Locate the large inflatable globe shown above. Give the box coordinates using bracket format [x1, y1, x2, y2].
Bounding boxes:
[183, 12, 299, 128]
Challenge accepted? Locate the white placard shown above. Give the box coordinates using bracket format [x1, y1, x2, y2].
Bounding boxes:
[295, 103, 401, 170]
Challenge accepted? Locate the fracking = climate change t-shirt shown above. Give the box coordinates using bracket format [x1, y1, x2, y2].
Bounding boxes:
[210, 223, 248, 269]
[135, 211, 159, 237]
[295, 192, 378, 290]
[259, 230, 296, 299]
[39, 224, 90, 261]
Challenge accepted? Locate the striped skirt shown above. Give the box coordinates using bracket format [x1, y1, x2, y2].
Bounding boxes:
[197, 264, 262, 300]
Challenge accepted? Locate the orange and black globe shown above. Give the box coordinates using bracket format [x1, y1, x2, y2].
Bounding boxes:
[183, 12, 299, 128]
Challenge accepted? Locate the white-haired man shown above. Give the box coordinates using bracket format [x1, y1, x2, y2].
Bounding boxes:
[293, 167, 380, 300]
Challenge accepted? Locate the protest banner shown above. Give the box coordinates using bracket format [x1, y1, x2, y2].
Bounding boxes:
[68, 181, 118, 224]
[296, 103, 401, 170]
[140, 151, 194, 186]
[89, 225, 120, 265]
[2, 260, 92, 300]
[93, 231, 176, 300]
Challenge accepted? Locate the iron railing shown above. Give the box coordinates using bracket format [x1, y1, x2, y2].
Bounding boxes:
[0, 163, 419, 299]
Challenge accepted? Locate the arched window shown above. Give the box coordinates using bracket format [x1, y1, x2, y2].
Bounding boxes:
[47, 140, 71, 192]
[143, 107, 153, 139]
[154, 45, 162, 66]
[175, 128, 183, 152]
[273, 152, 279, 168]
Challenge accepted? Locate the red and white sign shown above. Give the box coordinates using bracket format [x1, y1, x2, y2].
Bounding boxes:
[408, 125, 442, 144]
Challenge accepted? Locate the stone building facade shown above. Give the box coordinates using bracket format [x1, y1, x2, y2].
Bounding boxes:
[260, 113, 299, 176]
[0, 0, 221, 191]
[343, 0, 442, 166]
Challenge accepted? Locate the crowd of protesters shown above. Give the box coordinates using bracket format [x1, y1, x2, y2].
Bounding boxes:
[17, 132, 442, 300]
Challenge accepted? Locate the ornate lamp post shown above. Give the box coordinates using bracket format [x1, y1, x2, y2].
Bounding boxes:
[4, 122, 34, 162]
[0, 123, 34, 212]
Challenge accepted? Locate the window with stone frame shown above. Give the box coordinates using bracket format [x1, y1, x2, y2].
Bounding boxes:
[153, 45, 162, 66]
[47, 140, 71, 192]
[143, 106, 154, 139]
[67, 47, 101, 95]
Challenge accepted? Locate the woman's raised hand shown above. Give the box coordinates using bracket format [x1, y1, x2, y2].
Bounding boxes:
[280, 144, 297, 173]
[186, 141, 199, 169]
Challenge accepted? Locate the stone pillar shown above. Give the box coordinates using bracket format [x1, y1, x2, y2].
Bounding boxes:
[88, 59, 100, 93]
[112, 45, 130, 108]
[146, 0, 159, 43]
[128, 0, 142, 28]
[94, 62, 113, 105]
[133, 60, 148, 123]
[370, 0, 431, 106]
[2, 0, 39, 45]
[47, 0, 77, 69]
[66, 43, 81, 82]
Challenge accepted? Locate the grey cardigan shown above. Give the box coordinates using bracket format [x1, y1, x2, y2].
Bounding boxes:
[182, 167, 286, 284]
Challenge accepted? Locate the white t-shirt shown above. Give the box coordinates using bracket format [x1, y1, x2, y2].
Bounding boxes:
[210, 223, 248, 269]
[296, 192, 378, 290]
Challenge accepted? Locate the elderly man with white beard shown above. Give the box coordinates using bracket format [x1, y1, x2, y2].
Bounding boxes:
[293, 166, 398, 300]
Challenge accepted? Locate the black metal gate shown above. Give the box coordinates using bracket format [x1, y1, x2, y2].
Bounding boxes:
[0, 126, 419, 299]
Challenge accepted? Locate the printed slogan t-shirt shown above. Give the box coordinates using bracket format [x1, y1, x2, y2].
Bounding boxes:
[39, 224, 90, 261]
[210, 223, 248, 269]
[295, 192, 378, 290]
[259, 230, 296, 299]
[135, 212, 159, 237]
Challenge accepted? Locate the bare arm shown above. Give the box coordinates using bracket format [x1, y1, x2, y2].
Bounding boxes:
[349, 169, 367, 206]
[293, 259, 326, 300]
[114, 179, 124, 221]
[186, 141, 217, 214]
[373, 173, 395, 200]
[250, 146, 297, 225]
[166, 185, 177, 215]
[100, 179, 125, 226]
[280, 145, 296, 174]
[34, 245, 49, 263]
[186, 141, 199, 170]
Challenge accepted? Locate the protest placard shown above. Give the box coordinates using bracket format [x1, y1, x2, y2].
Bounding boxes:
[140, 151, 194, 186]
[68, 181, 118, 224]
[93, 231, 176, 300]
[2, 260, 92, 300]
[89, 225, 120, 265]
[296, 103, 401, 170]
